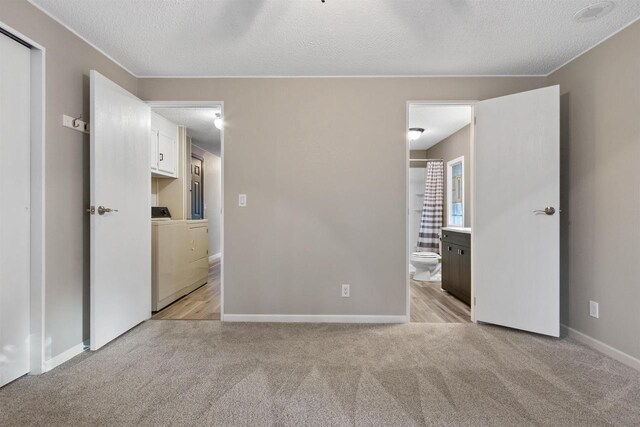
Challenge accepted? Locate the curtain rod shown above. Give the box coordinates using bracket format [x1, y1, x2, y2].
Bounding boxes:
[409, 158, 443, 162]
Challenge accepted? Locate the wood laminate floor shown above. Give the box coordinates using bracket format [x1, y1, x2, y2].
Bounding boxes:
[410, 278, 471, 323]
[152, 260, 221, 320]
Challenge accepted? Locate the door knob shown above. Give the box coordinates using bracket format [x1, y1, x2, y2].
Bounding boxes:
[97, 206, 119, 215]
[533, 206, 556, 215]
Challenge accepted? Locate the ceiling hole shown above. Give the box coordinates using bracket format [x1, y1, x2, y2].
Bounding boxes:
[573, 1, 615, 23]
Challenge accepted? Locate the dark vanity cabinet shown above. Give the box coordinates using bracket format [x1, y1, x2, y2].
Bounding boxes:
[441, 230, 471, 306]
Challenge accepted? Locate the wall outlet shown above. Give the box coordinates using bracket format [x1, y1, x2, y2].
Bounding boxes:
[589, 300, 599, 318]
[238, 194, 247, 207]
[341, 284, 350, 298]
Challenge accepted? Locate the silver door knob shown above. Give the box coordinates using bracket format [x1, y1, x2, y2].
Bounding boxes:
[97, 206, 118, 215]
[533, 206, 555, 215]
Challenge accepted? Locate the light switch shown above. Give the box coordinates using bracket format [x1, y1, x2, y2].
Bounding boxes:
[238, 193, 247, 207]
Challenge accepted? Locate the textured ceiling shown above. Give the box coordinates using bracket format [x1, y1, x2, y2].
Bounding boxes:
[409, 105, 471, 150]
[153, 108, 221, 155]
[30, 0, 640, 76]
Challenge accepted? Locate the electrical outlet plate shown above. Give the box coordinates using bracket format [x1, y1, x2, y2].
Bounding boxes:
[589, 300, 599, 318]
[238, 194, 247, 207]
[341, 284, 350, 297]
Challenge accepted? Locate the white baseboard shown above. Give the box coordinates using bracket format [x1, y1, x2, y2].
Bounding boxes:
[43, 340, 89, 373]
[223, 314, 408, 324]
[561, 324, 640, 372]
[208, 252, 221, 263]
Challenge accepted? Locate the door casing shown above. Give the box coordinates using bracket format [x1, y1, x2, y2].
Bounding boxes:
[405, 101, 477, 323]
[146, 101, 225, 320]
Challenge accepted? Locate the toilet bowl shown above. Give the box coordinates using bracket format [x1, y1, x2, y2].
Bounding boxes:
[410, 252, 441, 281]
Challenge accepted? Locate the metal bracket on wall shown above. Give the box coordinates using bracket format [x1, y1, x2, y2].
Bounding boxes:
[63, 114, 90, 134]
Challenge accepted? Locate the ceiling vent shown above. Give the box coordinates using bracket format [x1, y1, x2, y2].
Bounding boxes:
[574, 2, 615, 22]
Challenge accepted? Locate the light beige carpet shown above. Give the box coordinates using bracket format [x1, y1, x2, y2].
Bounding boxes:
[1, 321, 639, 426]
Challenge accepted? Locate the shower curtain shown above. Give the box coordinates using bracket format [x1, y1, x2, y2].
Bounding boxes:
[417, 160, 444, 253]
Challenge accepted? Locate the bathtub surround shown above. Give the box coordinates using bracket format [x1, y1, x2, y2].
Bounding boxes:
[417, 160, 444, 253]
[425, 124, 471, 227]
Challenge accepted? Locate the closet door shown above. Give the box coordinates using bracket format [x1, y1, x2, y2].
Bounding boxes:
[0, 33, 31, 387]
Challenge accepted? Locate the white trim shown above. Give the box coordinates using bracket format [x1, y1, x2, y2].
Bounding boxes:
[208, 252, 221, 263]
[25, 0, 137, 78]
[446, 156, 465, 227]
[561, 324, 640, 372]
[545, 15, 640, 76]
[42, 340, 89, 373]
[137, 74, 547, 79]
[224, 314, 408, 324]
[0, 21, 47, 376]
[405, 101, 477, 323]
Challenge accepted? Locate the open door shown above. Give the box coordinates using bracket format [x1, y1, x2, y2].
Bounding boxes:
[474, 85, 559, 337]
[90, 71, 151, 350]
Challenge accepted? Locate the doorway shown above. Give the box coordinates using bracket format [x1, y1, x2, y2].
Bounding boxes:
[406, 87, 560, 337]
[407, 103, 474, 324]
[147, 103, 224, 321]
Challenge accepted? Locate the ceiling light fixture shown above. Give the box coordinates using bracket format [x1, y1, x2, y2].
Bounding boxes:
[408, 127, 425, 141]
[573, 1, 615, 23]
[214, 113, 223, 130]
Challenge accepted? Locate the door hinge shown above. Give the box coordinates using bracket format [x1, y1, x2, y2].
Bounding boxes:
[86, 206, 95, 215]
[474, 296, 476, 306]
[474, 116, 477, 125]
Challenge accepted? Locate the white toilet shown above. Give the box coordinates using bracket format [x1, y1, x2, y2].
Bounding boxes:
[410, 252, 441, 281]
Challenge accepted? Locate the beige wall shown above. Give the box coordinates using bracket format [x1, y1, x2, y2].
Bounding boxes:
[8, 0, 637, 364]
[191, 145, 222, 256]
[549, 22, 640, 360]
[138, 77, 547, 316]
[426, 125, 471, 227]
[1, 1, 137, 359]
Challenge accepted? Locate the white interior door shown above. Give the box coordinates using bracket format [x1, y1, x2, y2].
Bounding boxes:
[0, 33, 31, 386]
[90, 71, 151, 351]
[474, 85, 559, 337]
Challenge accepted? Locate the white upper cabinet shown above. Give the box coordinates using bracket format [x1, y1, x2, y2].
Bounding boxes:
[150, 112, 178, 178]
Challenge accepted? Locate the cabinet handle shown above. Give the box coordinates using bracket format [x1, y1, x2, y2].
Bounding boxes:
[448, 246, 452, 251]
[159, 153, 164, 161]
[458, 249, 464, 255]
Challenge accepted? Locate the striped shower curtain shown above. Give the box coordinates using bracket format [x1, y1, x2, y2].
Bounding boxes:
[417, 160, 444, 253]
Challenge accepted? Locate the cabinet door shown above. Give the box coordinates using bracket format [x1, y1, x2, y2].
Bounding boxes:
[458, 245, 471, 305]
[158, 130, 176, 176]
[149, 129, 159, 171]
[441, 243, 453, 292]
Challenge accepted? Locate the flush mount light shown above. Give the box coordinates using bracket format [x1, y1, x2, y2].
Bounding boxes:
[573, 1, 615, 22]
[214, 113, 223, 130]
[408, 127, 425, 141]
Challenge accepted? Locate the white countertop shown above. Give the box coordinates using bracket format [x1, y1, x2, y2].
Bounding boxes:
[442, 226, 471, 234]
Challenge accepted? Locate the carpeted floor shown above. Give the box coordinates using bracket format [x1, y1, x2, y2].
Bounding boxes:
[1, 321, 640, 426]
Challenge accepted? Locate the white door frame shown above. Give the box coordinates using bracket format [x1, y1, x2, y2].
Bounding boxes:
[405, 101, 477, 323]
[0, 22, 46, 374]
[145, 101, 225, 320]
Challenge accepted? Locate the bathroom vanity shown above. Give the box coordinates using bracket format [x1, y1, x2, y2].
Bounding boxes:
[441, 227, 471, 306]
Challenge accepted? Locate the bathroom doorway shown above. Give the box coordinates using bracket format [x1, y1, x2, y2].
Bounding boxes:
[406, 102, 474, 323]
